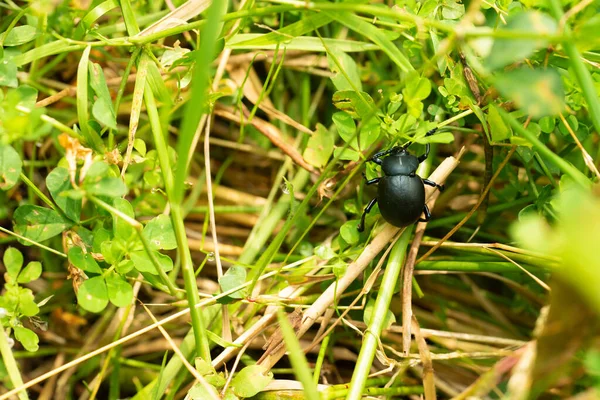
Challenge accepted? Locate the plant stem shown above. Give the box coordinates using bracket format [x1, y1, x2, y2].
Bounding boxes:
[0, 327, 29, 400]
[345, 228, 412, 400]
[142, 65, 210, 360]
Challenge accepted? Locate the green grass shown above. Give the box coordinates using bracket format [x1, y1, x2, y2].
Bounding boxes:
[1, 0, 600, 399]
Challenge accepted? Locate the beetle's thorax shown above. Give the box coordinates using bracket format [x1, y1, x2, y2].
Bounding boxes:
[381, 150, 419, 176]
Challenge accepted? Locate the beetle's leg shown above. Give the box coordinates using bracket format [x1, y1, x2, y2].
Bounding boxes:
[365, 177, 381, 185]
[369, 146, 401, 165]
[357, 197, 378, 232]
[417, 128, 438, 163]
[361, 172, 381, 185]
[423, 179, 445, 192]
[417, 142, 430, 163]
[418, 204, 431, 223]
[426, 127, 438, 137]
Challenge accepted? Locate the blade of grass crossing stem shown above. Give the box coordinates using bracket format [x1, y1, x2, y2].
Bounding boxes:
[231, 12, 333, 47]
[119, 0, 140, 35]
[277, 310, 320, 400]
[76, 46, 104, 151]
[173, 1, 229, 204]
[345, 227, 413, 400]
[548, 0, 600, 138]
[80, 0, 119, 32]
[143, 74, 210, 360]
[121, 52, 149, 177]
[498, 108, 589, 187]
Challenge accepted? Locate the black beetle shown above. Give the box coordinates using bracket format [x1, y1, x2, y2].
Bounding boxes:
[357, 128, 444, 232]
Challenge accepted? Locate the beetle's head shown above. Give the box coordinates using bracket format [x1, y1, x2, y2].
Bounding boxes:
[381, 150, 419, 176]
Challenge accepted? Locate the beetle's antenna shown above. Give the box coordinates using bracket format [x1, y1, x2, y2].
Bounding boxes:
[402, 127, 439, 150]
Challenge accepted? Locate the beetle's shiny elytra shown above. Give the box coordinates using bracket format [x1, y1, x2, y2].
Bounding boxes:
[357, 128, 444, 232]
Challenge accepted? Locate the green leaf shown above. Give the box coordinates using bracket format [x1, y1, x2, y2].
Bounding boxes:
[133, 138, 146, 156]
[488, 104, 512, 141]
[303, 124, 335, 168]
[89, 61, 117, 129]
[14, 326, 39, 352]
[539, 116, 556, 133]
[188, 382, 221, 400]
[84, 176, 127, 197]
[0, 58, 18, 87]
[403, 71, 432, 117]
[18, 289, 39, 316]
[333, 112, 356, 145]
[1, 26, 39, 46]
[12, 86, 38, 109]
[195, 358, 227, 387]
[129, 250, 173, 275]
[495, 68, 565, 118]
[145, 55, 174, 106]
[442, 1, 465, 19]
[115, 259, 134, 274]
[415, 131, 454, 144]
[101, 240, 126, 265]
[17, 261, 42, 284]
[88, 63, 112, 102]
[85, 161, 109, 179]
[77, 276, 109, 313]
[46, 167, 81, 222]
[4, 247, 23, 281]
[333, 147, 360, 162]
[13, 205, 73, 244]
[315, 244, 336, 260]
[111, 198, 136, 240]
[218, 266, 247, 299]
[143, 214, 177, 250]
[92, 97, 117, 130]
[332, 90, 378, 119]
[223, 392, 239, 400]
[230, 365, 273, 398]
[340, 220, 360, 245]
[68, 247, 102, 274]
[328, 49, 362, 92]
[0, 144, 22, 190]
[486, 11, 557, 70]
[105, 272, 133, 307]
[359, 118, 382, 151]
[364, 298, 396, 330]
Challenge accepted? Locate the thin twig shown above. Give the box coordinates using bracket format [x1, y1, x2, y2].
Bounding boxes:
[412, 316, 437, 400]
[402, 191, 440, 355]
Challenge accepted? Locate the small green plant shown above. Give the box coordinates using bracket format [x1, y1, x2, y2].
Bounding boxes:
[0, 247, 42, 352]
